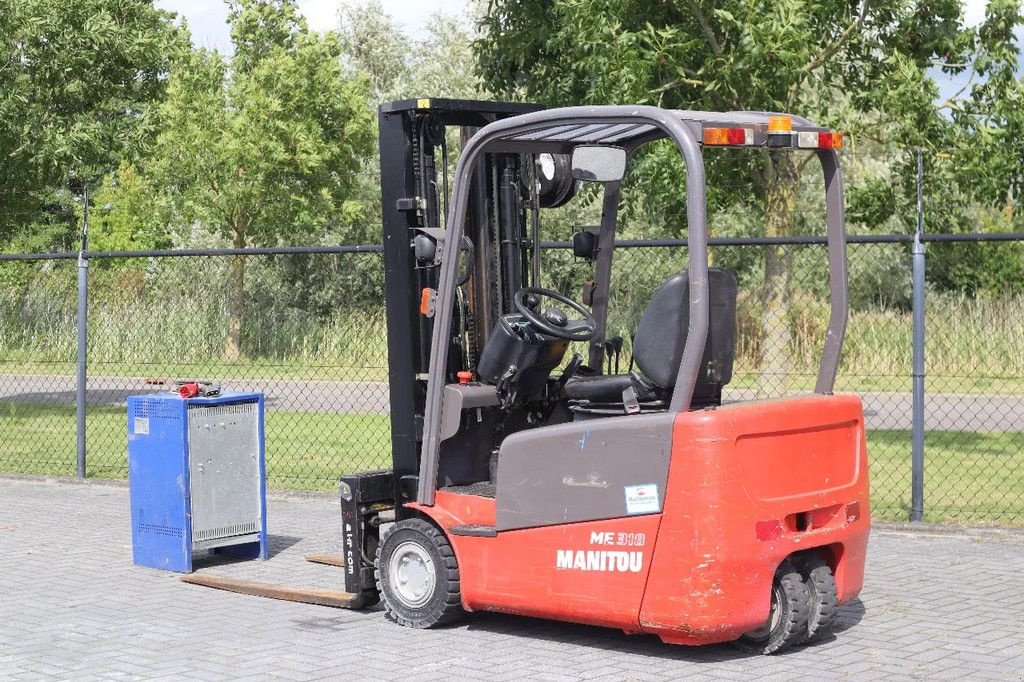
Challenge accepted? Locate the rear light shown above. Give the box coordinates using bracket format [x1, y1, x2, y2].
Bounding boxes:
[797, 131, 818, 148]
[703, 127, 753, 146]
[818, 131, 843, 149]
[797, 130, 844, 149]
[846, 502, 861, 523]
[756, 519, 784, 541]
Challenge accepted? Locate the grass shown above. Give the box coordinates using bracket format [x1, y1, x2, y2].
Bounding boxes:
[2, 401, 1021, 525]
[869, 430, 1024, 525]
[6, 363, 1024, 395]
[0, 403, 390, 490]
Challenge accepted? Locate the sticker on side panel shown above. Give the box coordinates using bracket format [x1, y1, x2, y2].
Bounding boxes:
[624, 484, 659, 514]
[133, 417, 150, 435]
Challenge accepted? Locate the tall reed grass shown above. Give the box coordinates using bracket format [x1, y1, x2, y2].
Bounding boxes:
[3, 255, 1024, 385]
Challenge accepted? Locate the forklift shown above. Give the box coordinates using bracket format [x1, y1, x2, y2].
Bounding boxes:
[329, 99, 870, 655]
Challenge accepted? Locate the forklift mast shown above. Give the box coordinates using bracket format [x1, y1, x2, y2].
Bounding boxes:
[340, 99, 542, 600]
[376, 99, 542, 505]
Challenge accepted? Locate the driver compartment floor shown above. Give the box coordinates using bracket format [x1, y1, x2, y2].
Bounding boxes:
[441, 481, 496, 499]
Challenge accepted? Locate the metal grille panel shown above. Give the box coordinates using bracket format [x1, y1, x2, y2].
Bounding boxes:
[187, 401, 261, 544]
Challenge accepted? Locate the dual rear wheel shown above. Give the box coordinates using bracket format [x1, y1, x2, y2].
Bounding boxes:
[735, 553, 839, 655]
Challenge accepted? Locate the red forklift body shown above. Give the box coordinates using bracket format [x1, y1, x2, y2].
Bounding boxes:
[341, 102, 870, 653]
[410, 394, 869, 644]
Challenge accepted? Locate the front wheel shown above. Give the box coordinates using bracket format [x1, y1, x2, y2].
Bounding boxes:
[375, 518, 464, 628]
[734, 560, 810, 655]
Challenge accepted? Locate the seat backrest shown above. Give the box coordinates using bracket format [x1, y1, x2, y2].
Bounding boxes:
[632, 268, 737, 396]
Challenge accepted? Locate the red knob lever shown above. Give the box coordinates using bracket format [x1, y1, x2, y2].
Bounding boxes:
[457, 371, 473, 386]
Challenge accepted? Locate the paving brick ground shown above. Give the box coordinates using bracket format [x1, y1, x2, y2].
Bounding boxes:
[2, 477, 1023, 681]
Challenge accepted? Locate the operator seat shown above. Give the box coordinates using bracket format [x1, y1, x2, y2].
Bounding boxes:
[564, 268, 737, 416]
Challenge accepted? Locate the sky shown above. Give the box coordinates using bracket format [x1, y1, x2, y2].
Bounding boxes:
[154, 0, 471, 52]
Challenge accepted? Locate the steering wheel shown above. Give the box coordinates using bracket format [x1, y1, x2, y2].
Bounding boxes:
[513, 287, 597, 342]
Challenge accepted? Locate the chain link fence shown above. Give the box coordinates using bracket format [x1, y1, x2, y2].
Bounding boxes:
[0, 248, 391, 489]
[2, 237, 1024, 524]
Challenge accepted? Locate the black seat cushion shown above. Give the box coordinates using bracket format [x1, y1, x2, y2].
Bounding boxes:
[563, 268, 737, 413]
[563, 372, 658, 403]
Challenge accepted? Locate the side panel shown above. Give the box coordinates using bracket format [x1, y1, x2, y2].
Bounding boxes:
[640, 395, 871, 645]
[415, 498, 660, 631]
[495, 413, 674, 530]
[127, 396, 191, 573]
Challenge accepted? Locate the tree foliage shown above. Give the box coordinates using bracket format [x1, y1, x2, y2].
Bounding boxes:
[339, 0, 409, 104]
[339, 0, 485, 106]
[476, 0, 1006, 220]
[946, 0, 1024, 215]
[88, 165, 173, 253]
[475, 0, 1024, 384]
[0, 0, 185, 245]
[137, 0, 375, 358]
[333, 0, 486, 246]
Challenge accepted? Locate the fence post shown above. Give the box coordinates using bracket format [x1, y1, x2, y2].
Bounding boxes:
[76, 185, 89, 479]
[910, 150, 926, 521]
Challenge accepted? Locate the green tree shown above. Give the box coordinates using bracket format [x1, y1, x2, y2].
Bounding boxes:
[0, 0, 185, 245]
[408, 13, 486, 100]
[476, 0, 1020, 391]
[88, 165, 173, 254]
[336, 1, 487, 246]
[339, 2, 485, 106]
[947, 1, 1024, 217]
[339, 0, 409, 104]
[146, 0, 374, 359]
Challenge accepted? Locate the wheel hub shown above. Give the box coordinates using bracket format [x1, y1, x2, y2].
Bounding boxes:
[389, 541, 436, 608]
[745, 583, 783, 640]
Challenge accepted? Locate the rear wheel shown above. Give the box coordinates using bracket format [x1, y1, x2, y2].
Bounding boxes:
[793, 553, 839, 644]
[375, 518, 463, 628]
[734, 560, 810, 655]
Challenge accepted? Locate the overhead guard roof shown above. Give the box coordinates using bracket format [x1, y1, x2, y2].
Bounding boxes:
[488, 108, 830, 151]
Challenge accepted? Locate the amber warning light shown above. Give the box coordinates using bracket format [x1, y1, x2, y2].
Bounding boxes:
[767, 115, 792, 133]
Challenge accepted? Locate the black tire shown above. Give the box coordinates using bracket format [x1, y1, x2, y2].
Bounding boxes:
[375, 518, 463, 628]
[734, 560, 811, 655]
[792, 553, 839, 644]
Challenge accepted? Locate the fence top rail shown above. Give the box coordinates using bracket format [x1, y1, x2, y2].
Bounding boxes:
[539, 235, 914, 248]
[542, 232, 1024, 248]
[0, 244, 385, 261]
[2, 232, 1024, 261]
